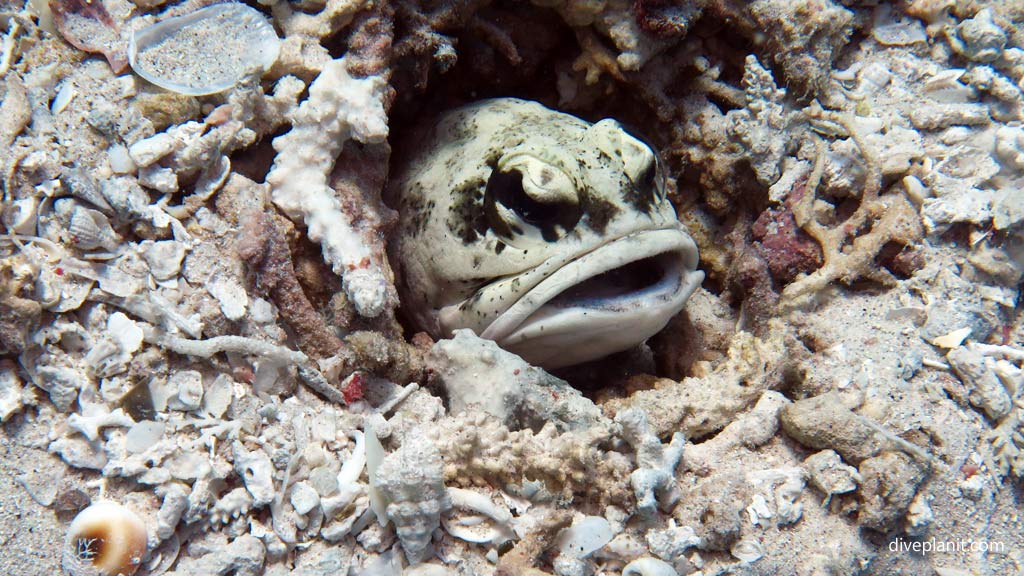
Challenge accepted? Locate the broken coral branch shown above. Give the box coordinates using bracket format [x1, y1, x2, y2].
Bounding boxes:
[237, 209, 344, 360]
[266, 56, 393, 319]
[781, 108, 923, 309]
[143, 327, 346, 405]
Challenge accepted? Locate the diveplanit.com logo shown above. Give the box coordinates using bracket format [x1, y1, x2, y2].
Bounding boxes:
[889, 537, 1006, 554]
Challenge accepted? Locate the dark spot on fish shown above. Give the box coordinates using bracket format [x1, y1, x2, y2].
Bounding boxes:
[585, 194, 621, 233]
[622, 170, 655, 214]
[448, 178, 487, 243]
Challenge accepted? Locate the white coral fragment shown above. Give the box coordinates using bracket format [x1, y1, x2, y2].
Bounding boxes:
[616, 408, 685, 516]
[951, 8, 1007, 63]
[206, 272, 249, 321]
[0, 362, 29, 422]
[802, 449, 861, 503]
[140, 240, 186, 281]
[745, 467, 806, 526]
[431, 330, 604, 431]
[129, 133, 177, 168]
[947, 344, 1013, 420]
[726, 55, 792, 186]
[443, 488, 515, 545]
[373, 433, 451, 564]
[233, 441, 276, 507]
[68, 407, 135, 442]
[267, 57, 390, 317]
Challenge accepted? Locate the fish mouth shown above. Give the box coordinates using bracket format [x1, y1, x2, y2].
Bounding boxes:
[480, 227, 703, 369]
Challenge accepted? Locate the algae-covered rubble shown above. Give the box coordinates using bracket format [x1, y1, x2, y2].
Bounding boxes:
[1, 1, 1023, 576]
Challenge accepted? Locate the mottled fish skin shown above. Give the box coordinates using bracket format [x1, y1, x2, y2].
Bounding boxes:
[389, 98, 703, 368]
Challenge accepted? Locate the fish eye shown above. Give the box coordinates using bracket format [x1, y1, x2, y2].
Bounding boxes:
[633, 157, 667, 204]
[637, 162, 656, 193]
[485, 167, 581, 242]
[490, 169, 559, 225]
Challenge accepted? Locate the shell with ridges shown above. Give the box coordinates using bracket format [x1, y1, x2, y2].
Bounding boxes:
[62, 501, 149, 576]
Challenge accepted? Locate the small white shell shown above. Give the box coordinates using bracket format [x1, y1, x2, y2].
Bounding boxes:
[62, 501, 149, 576]
[36, 269, 95, 313]
[140, 240, 186, 281]
[622, 557, 678, 576]
[108, 144, 136, 174]
[730, 538, 765, 563]
[128, 133, 176, 168]
[2, 197, 39, 235]
[68, 205, 120, 251]
[128, 3, 281, 96]
[554, 515, 615, 559]
[51, 81, 78, 114]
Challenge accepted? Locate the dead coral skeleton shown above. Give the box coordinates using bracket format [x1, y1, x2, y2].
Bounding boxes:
[429, 412, 631, 507]
[237, 210, 343, 360]
[615, 408, 685, 517]
[780, 108, 923, 309]
[495, 508, 572, 576]
[266, 56, 392, 319]
[142, 326, 347, 405]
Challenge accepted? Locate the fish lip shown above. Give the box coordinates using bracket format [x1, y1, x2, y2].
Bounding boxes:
[479, 226, 701, 350]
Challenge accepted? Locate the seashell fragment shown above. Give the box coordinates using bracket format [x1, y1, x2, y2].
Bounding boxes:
[373, 433, 451, 564]
[62, 167, 113, 213]
[622, 557, 678, 576]
[140, 240, 186, 281]
[68, 204, 120, 251]
[128, 133, 176, 168]
[128, 3, 281, 96]
[49, 0, 128, 72]
[2, 197, 39, 234]
[442, 488, 515, 545]
[730, 538, 765, 563]
[555, 515, 615, 559]
[125, 420, 165, 454]
[871, 5, 927, 46]
[62, 501, 149, 576]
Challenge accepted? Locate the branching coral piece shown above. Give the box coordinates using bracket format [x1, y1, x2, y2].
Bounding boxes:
[780, 109, 923, 309]
[267, 57, 392, 318]
[345, 3, 396, 78]
[142, 327, 347, 405]
[572, 27, 625, 85]
[726, 55, 793, 187]
[986, 398, 1024, 480]
[237, 210, 343, 360]
[605, 320, 801, 440]
[616, 408, 685, 516]
[272, 0, 366, 39]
